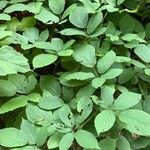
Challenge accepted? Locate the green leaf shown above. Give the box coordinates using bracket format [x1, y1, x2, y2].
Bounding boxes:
[119, 109, 150, 136]
[23, 27, 39, 43]
[101, 85, 115, 107]
[26, 104, 52, 126]
[99, 138, 117, 150]
[38, 95, 64, 110]
[118, 68, 134, 84]
[0, 80, 16, 97]
[117, 0, 125, 5]
[0, 1, 8, 10]
[75, 129, 100, 149]
[4, 2, 42, 14]
[34, 41, 51, 49]
[62, 4, 77, 19]
[121, 33, 145, 42]
[0, 128, 27, 147]
[47, 133, 62, 149]
[4, 3, 29, 13]
[59, 133, 74, 150]
[134, 44, 150, 63]
[119, 14, 142, 34]
[101, 68, 123, 79]
[0, 95, 28, 114]
[40, 76, 61, 96]
[20, 119, 37, 145]
[97, 51, 116, 74]
[49, 38, 64, 51]
[11, 146, 40, 150]
[113, 92, 141, 110]
[73, 43, 96, 67]
[77, 97, 93, 123]
[143, 96, 150, 114]
[33, 54, 57, 69]
[38, 29, 49, 42]
[92, 77, 105, 88]
[59, 105, 74, 127]
[49, 0, 65, 14]
[87, 11, 103, 34]
[58, 50, 73, 56]
[0, 13, 11, 20]
[36, 127, 48, 147]
[0, 46, 30, 76]
[61, 72, 95, 81]
[35, 7, 59, 24]
[89, 26, 107, 37]
[94, 110, 115, 134]
[69, 6, 89, 28]
[117, 135, 131, 150]
[60, 28, 86, 36]
[21, 16, 36, 30]
[145, 23, 150, 39]
[8, 74, 37, 94]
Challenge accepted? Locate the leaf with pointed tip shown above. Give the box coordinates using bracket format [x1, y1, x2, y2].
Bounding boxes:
[95, 110, 115, 134]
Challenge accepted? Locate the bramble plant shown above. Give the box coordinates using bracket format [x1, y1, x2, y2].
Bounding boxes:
[0, 0, 150, 149]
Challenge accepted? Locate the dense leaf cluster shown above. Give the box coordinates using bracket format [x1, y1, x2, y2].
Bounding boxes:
[0, 0, 150, 149]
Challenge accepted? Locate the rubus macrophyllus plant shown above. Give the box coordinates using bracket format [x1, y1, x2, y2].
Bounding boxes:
[0, 0, 150, 150]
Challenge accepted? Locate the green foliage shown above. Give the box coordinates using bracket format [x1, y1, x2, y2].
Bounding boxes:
[0, 0, 150, 149]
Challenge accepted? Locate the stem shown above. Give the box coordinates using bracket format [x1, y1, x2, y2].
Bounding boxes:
[93, 67, 99, 77]
[80, 108, 100, 128]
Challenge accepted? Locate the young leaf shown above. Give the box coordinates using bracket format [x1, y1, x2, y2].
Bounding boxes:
[59, 133, 74, 150]
[113, 92, 141, 110]
[75, 129, 100, 149]
[94, 110, 115, 134]
[33, 54, 57, 69]
[0, 128, 27, 147]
